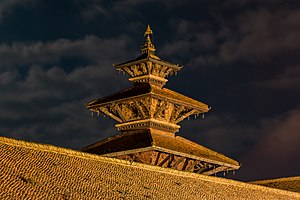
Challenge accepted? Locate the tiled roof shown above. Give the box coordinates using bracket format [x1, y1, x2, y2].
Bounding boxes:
[81, 130, 239, 167]
[152, 133, 239, 167]
[86, 83, 209, 111]
[250, 177, 300, 193]
[1, 136, 299, 199]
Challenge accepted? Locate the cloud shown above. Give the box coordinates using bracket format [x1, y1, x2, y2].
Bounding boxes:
[180, 113, 260, 159]
[113, 0, 185, 11]
[254, 65, 300, 91]
[0, 64, 125, 148]
[220, 8, 300, 62]
[0, 35, 131, 69]
[236, 108, 300, 180]
[75, 0, 111, 19]
[0, 0, 34, 20]
[158, 3, 300, 69]
[0, 34, 133, 148]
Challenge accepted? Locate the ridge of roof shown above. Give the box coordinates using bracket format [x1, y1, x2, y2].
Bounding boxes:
[1, 136, 299, 198]
[249, 177, 300, 193]
[250, 176, 300, 183]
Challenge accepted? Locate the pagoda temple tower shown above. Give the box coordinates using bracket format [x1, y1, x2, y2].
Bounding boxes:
[81, 25, 240, 175]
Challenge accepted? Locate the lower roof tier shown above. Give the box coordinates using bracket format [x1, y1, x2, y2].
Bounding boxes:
[81, 129, 240, 174]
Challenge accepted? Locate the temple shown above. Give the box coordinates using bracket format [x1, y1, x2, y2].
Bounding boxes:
[81, 25, 240, 175]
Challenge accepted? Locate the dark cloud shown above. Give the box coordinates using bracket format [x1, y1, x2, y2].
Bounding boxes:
[220, 8, 300, 62]
[180, 113, 259, 159]
[0, 33, 132, 148]
[159, 2, 300, 69]
[0, 35, 131, 68]
[254, 65, 300, 91]
[0, 63, 125, 148]
[0, 0, 34, 20]
[237, 108, 300, 180]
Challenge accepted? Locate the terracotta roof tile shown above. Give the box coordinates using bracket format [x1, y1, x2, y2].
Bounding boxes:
[250, 177, 300, 193]
[0, 136, 299, 199]
[82, 130, 241, 168]
[86, 83, 209, 111]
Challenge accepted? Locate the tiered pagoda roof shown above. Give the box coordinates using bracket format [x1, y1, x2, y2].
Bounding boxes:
[83, 25, 240, 175]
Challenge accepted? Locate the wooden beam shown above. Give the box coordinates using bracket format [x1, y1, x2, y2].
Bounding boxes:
[159, 65, 168, 76]
[170, 105, 185, 123]
[171, 156, 185, 169]
[154, 152, 161, 165]
[175, 109, 197, 124]
[167, 154, 175, 168]
[99, 107, 123, 123]
[181, 158, 189, 171]
[202, 166, 229, 176]
[113, 104, 127, 122]
[130, 154, 144, 163]
[134, 100, 147, 118]
[193, 161, 207, 174]
[123, 67, 134, 77]
[163, 68, 173, 77]
[158, 154, 171, 166]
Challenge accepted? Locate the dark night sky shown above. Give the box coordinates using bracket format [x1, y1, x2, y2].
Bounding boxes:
[0, 0, 299, 181]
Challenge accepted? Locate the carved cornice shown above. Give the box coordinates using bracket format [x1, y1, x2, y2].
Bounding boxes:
[129, 74, 167, 87]
[115, 119, 180, 133]
[115, 58, 181, 88]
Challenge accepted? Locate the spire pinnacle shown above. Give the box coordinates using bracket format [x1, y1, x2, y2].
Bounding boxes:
[144, 24, 153, 36]
[141, 25, 159, 59]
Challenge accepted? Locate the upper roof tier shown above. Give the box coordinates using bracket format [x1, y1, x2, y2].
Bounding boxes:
[114, 25, 182, 88]
[86, 83, 209, 133]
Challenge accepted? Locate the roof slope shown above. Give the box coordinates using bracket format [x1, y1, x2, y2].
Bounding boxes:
[86, 83, 209, 111]
[250, 177, 300, 193]
[81, 130, 239, 167]
[0, 136, 299, 200]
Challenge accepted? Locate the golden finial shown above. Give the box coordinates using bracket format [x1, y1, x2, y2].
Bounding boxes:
[144, 24, 153, 36]
[141, 25, 159, 59]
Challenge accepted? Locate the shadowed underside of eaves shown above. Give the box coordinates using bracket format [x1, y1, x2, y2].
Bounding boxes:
[81, 130, 240, 175]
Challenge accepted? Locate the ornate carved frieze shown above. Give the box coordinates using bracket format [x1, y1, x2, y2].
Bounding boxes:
[89, 95, 203, 132]
[113, 150, 233, 176]
[115, 59, 181, 87]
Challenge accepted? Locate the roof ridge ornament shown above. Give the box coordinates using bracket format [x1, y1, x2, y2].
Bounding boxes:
[113, 25, 182, 87]
[144, 24, 153, 36]
[141, 25, 159, 59]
